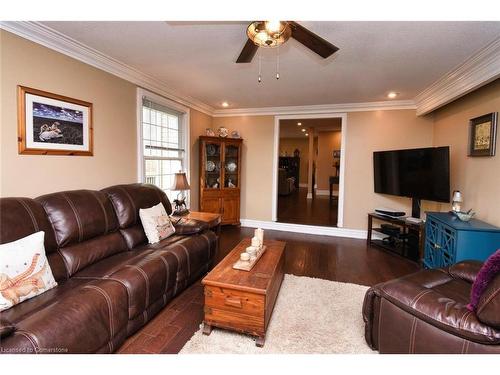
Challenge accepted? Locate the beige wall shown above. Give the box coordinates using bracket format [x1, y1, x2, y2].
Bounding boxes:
[433, 79, 500, 227]
[316, 130, 342, 190]
[0, 31, 137, 197]
[279, 137, 309, 184]
[343, 110, 436, 230]
[189, 109, 213, 210]
[211, 116, 275, 221]
[0, 31, 207, 205]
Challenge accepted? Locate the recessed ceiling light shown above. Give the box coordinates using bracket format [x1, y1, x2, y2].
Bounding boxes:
[297, 122, 302, 126]
[305, 133, 309, 136]
[301, 128, 306, 132]
[387, 92, 398, 99]
[221, 101, 229, 107]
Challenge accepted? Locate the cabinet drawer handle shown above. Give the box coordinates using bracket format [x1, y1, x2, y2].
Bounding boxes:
[225, 296, 242, 308]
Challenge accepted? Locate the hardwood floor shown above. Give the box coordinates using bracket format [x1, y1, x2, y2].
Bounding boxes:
[278, 187, 338, 227]
[117, 225, 419, 354]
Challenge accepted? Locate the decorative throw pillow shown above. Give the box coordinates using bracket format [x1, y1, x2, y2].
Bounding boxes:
[0, 231, 58, 312]
[467, 249, 500, 312]
[139, 202, 175, 244]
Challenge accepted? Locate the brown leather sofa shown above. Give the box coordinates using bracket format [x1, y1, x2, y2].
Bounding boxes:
[0, 184, 217, 354]
[363, 261, 500, 353]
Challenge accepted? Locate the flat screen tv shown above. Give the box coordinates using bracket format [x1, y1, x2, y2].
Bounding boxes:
[373, 146, 450, 216]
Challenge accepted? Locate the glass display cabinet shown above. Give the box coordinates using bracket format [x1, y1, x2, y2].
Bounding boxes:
[199, 136, 242, 225]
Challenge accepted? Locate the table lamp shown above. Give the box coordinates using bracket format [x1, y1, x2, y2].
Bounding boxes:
[171, 172, 190, 216]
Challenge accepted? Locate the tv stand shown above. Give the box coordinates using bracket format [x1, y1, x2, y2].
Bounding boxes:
[367, 212, 425, 263]
[411, 198, 421, 219]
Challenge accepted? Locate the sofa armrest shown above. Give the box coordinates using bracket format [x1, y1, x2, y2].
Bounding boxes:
[448, 260, 483, 284]
[172, 218, 209, 235]
[376, 278, 500, 345]
[0, 319, 16, 339]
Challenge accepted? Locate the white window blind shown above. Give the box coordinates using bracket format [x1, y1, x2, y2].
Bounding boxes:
[141, 97, 186, 203]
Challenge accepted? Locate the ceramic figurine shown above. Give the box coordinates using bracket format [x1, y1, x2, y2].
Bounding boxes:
[228, 178, 236, 188]
[206, 128, 216, 136]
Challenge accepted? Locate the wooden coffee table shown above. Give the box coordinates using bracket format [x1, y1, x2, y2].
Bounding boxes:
[202, 239, 286, 347]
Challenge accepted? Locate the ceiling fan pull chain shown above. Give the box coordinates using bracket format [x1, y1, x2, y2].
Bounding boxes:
[276, 44, 280, 80]
[258, 48, 262, 83]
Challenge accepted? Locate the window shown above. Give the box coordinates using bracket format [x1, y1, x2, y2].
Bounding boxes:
[139, 92, 189, 204]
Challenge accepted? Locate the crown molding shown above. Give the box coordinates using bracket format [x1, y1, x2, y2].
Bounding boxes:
[213, 100, 416, 117]
[0, 21, 215, 116]
[415, 37, 500, 116]
[3, 21, 496, 119]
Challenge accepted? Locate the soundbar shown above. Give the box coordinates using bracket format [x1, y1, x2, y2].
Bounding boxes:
[375, 208, 406, 217]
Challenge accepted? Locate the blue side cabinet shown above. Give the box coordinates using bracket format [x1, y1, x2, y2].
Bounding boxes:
[424, 212, 500, 269]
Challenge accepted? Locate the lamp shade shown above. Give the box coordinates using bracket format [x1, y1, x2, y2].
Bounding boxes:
[171, 172, 190, 191]
[452, 190, 463, 203]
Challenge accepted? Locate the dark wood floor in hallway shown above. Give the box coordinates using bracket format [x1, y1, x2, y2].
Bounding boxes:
[278, 187, 338, 227]
[117, 226, 419, 354]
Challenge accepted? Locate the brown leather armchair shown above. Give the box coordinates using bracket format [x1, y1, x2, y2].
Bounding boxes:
[363, 261, 500, 353]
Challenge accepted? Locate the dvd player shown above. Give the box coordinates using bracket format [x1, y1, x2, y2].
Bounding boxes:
[375, 208, 406, 217]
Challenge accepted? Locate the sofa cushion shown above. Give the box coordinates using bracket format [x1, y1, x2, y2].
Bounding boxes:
[136, 230, 217, 292]
[0, 278, 87, 325]
[0, 198, 66, 281]
[139, 202, 175, 244]
[0, 231, 58, 312]
[74, 249, 179, 319]
[103, 184, 172, 249]
[0, 279, 128, 353]
[36, 190, 119, 247]
[468, 249, 500, 312]
[36, 190, 127, 276]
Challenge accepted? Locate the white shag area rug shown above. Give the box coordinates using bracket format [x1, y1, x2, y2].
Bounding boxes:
[180, 274, 375, 354]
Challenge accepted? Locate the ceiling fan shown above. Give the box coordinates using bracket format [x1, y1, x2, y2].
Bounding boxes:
[236, 21, 339, 63]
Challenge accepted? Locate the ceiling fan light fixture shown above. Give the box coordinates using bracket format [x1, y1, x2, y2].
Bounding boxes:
[247, 21, 291, 48]
[265, 21, 282, 33]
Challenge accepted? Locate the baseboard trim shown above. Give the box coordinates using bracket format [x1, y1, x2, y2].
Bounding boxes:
[315, 189, 338, 196]
[240, 219, 368, 239]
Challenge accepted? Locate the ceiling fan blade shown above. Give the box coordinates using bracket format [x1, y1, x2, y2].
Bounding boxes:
[289, 21, 339, 59]
[236, 38, 259, 63]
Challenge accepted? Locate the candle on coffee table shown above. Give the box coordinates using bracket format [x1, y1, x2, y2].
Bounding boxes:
[251, 236, 260, 248]
[255, 228, 264, 246]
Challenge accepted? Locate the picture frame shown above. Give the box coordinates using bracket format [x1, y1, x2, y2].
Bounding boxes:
[468, 112, 497, 157]
[17, 86, 93, 156]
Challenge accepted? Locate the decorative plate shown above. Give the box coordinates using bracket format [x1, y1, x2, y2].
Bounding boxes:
[231, 130, 241, 138]
[206, 128, 216, 136]
[218, 127, 229, 138]
[226, 161, 237, 172]
[206, 160, 216, 172]
[206, 144, 216, 156]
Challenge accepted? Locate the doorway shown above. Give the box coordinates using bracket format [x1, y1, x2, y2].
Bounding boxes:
[272, 114, 346, 228]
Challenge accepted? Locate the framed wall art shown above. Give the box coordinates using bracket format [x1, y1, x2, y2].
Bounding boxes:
[468, 112, 497, 157]
[17, 86, 93, 156]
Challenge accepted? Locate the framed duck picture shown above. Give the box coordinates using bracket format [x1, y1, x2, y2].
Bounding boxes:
[468, 112, 497, 157]
[17, 86, 93, 156]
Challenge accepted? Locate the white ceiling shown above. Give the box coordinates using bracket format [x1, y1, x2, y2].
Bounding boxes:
[41, 21, 500, 110]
